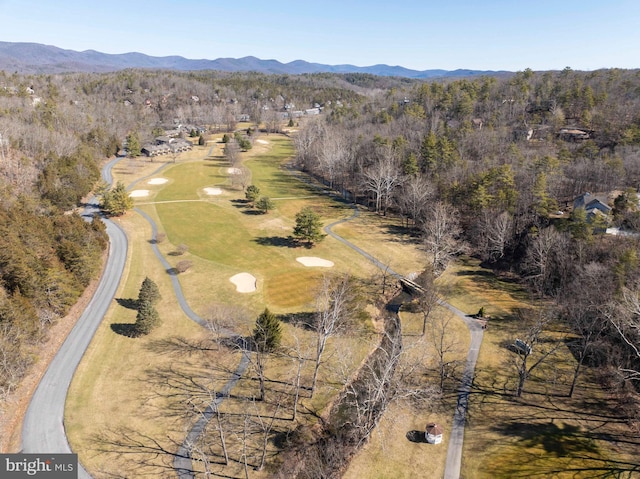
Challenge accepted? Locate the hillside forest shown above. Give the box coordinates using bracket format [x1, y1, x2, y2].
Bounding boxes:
[1, 67, 640, 425]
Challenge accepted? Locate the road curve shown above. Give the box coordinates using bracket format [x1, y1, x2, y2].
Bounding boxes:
[21, 161, 128, 479]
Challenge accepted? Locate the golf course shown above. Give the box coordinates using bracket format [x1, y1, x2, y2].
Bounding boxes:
[64, 133, 639, 478]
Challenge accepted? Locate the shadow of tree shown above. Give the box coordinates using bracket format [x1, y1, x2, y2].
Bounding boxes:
[383, 224, 422, 241]
[116, 297, 139, 310]
[278, 311, 316, 331]
[406, 430, 428, 443]
[493, 421, 599, 456]
[111, 323, 139, 337]
[242, 209, 263, 216]
[253, 236, 299, 248]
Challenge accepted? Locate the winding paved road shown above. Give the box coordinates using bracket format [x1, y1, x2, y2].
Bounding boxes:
[21, 159, 128, 479]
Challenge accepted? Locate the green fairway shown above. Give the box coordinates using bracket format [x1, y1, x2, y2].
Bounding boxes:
[141, 135, 372, 316]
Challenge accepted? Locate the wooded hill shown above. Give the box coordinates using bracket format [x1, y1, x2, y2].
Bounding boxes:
[1, 66, 640, 412]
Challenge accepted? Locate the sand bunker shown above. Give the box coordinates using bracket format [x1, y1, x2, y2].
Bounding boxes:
[227, 167, 241, 175]
[204, 187, 222, 195]
[256, 139, 269, 144]
[148, 177, 168, 185]
[129, 190, 150, 198]
[230, 272, 257, 293]
[296, 257, 334, 268]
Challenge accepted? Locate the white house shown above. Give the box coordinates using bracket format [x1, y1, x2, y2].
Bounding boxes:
[425, 422, 443, 444]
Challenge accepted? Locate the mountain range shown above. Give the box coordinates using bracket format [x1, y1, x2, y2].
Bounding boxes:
[0, 41, 508, 78]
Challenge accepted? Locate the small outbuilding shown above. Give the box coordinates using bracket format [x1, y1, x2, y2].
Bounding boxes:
[425, 422, 444, 444]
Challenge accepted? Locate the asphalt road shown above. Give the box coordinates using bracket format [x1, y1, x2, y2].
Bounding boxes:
[21, 157, 126, 478]
[21, 210, 127, 479]
[20, 153, 482, 478]
[324, 203, 484, 479]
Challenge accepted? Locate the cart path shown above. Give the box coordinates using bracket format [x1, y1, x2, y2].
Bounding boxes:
[441, 303, 485, 479]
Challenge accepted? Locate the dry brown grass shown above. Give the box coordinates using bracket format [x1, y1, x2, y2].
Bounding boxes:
[343, 304, 469, 479]
[70, 139, 640, 478]
[442, 257, 638, 478]
[66, 213, 206, 477]
[331, 210, 428, 278]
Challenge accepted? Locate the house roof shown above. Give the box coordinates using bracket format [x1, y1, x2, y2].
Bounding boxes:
[585, 198, 612, 214]
[573, 193, 611, 213]
[426, 423, 443, 435]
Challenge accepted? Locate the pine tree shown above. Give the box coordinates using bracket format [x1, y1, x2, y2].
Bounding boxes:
[245, 184, 260, 204]
[135, 300, 160, 336]
[138, 277, 161, 306]
[293, 207, 325, 246]
[125, 132, 141, 157]
[253, 308, 281, 352]
[101, 181, 133, 216]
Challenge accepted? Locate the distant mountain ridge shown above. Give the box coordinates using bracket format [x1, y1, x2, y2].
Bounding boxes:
[0, 41, 508, 78]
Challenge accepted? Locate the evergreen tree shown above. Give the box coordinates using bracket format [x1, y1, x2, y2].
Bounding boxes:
[101, 181, 133, 216]
[256, 196, 274, 214]
[420, 131, 438, 172]
[125, 132, 141, 157]
[245, 184, 260, 204]
[253, 308, 282, 352]
[293, 207, 325, 246]
[402, 152, 419, 177]
[135, 299, 160, 336]
[138, 277, 161, 306]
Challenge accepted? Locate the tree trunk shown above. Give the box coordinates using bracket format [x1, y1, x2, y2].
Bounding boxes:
[293, 359, 302, 421]
[568, 351, 586, 398]
[215, 404, 228, 465]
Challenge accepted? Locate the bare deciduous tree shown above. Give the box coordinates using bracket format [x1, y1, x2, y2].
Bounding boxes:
[605, 285, 640, 382]
[522, 226, 571, 295]
[396, 175, 434, 227]
[509, 307, 564, 397]
[478, 210, 513, 262]
[421, 201, 464, 276]
[317, 130, 350, 190]
[415, 268, 440, 336]
[362, 146, 401, 215]
[311, 273, 356, 396]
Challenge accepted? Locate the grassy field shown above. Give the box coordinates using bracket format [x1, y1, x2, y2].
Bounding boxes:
[443, 258, 638, 478]
[66, 134, 405, 478]
[67, 135, 639, 478]
[343, 304, 470, 479]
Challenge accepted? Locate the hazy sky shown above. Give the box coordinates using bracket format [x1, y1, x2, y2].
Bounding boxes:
[1, 0, 638, 71]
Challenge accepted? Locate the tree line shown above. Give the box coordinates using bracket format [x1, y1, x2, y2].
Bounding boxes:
[293, 67, 640, 401]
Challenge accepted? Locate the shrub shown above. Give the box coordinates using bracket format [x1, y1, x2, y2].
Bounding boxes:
[176, 260, 193, 273]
